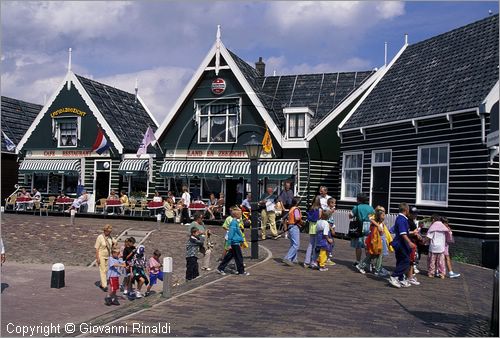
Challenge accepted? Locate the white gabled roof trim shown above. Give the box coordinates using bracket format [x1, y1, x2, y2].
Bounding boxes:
[482, 80, 499, 113]
[16, 73, 70, 154]
[306, 66, 385, 141]
[337, 43, 409, 134]
[137, 95, 159, 128]
[16, 71, 125, 154]
[154, 41, 284, 146]
[71, 73, 124, 153]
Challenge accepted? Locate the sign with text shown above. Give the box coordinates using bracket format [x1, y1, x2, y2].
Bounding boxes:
[165, 149, 271, 159]
[50, 107, 87, 118]
[26, 149, 109, 158]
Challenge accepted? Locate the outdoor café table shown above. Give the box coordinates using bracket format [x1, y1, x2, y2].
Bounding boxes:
[189, 202, 207, 216]
[56, 198, 74, 212]
[15, 197, 34, 211]
[105, 199, 123, 215]
[147, 201, 164, 216]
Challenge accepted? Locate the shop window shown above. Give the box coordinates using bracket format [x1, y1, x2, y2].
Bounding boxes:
[417, 144, 449, 206]
[197, 99, 240, 143]
[64, 175, 78, 195]
[169, 178, 187, 197]
[190, 178, 202, 200]
[341, 152, 363, 200]
[33, 173, 49, 194]
[48, 174, 62, 195]
[288, 114, 306, 138]
[57, 117, 78, 147]
[202, 178, 221, 199]
[129, 175, 148, 198]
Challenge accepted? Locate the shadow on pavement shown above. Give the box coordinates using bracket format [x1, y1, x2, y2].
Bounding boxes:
[1, 283, 9, 293]
[394, 299, 491, 336]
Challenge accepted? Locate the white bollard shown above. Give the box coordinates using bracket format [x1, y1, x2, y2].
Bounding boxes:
[51, 263, 65, 288]
[156, 213, 162, 230]
[162, 257, 173, 298]
[70, 209, 76, 225]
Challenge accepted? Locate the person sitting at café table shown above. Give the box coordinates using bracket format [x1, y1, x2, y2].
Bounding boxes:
[206, 193, 218, 220]
[65, 190, 89, 213]
[164, 197, 177, 222]
[119, 191, 129, 214]
[32, 188, 42, 201]
[107, 190, 119, 200]
[17, 188, 31, 198]
[167, 191, 176, 204]
[152, 191, 163, 203]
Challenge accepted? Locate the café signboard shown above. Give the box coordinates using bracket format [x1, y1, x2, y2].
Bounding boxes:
[50, 107, 87, 118]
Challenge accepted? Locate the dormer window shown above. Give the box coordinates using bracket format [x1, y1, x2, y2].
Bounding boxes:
[289, 114, 305, 138]
[284, 107, 313, 140]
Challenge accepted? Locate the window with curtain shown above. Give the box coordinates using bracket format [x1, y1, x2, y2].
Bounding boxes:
[57, 117, 78, 147]
[196, 99, 240, 143]
[342, 152, 363, 199]
[288, 114, 306, 138]
[418, 144, 449, 204]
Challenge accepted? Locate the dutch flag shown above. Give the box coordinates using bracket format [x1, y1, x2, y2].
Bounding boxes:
[92, 127, 110, 155]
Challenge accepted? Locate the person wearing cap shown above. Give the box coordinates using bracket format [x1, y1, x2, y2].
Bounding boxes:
[131, 244, 149, 298]
[95, 224, 117, 291]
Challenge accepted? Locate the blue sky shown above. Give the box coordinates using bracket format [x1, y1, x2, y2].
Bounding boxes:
[1, 1, 497, 122]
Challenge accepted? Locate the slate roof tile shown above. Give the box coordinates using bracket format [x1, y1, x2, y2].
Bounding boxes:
[75, 75, 158, 152]
[342, 14, 499, 130]
[227, 50, 375, 131]
[1, 96, 41, 153]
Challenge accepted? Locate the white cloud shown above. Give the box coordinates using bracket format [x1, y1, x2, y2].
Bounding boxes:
[376, 1, 405, 19]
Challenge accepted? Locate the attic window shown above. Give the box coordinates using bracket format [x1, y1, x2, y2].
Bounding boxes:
[196, 99, 240, 144]
[288, 114, 305, 138]
[56, 117, 78, 148]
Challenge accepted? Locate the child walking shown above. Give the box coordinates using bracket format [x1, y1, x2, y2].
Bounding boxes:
[131, 245, 149, 298]
[186, 227, 205, 281]
[316, 210, 333, 271]
[217, 207, 249, 276]
[145, 250, 163, 296]
[426, 215, 451, 278]
[121, 237, 136, 296]
[326, 197, 336, 265]
[105, 247, 126, 306]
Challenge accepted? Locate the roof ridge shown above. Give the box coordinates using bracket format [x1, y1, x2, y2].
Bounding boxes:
[408, 14, 498, 49]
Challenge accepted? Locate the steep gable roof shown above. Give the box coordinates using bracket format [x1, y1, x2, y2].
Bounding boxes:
[1, 96, 41, 153]
[228, 50, 375, 130]
[342, 14, 499, 130]
[75, 75, 158, 152]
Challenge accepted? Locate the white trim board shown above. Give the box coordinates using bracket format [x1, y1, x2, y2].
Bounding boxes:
[482, 80, 499, 113]
[15, 71, 125, 154]
[337, 43, 409, 133]
[154, 40, 285, 146]
[137, 95, 159, 128]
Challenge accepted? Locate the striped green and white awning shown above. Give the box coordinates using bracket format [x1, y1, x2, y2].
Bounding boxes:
[160, 160, 297, 180]
[118, 159, 149, 176]
[19, 159, 81, 174]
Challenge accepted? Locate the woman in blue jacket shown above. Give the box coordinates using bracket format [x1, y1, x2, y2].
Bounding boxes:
[217, 207, 249, 276]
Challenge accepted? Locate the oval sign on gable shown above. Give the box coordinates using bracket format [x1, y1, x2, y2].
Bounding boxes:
[211, 78, 226, 95]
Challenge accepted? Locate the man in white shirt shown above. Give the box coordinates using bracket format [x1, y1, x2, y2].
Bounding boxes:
[181, 186, 191, 224]
[318, 186, 332, 210]
[241, 193, 252, 211]
[32, 188, 42, 201]
[259, 186, 279, 240]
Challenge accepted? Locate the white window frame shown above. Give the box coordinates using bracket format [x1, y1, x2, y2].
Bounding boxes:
[416, 143, 450, 207]
[287, 113, 306, 139]
[341, 151, 364, 201]
[55, 117, 79, 148]
[195, 98, 241, 144]
[369, 149, 392, 208]
[284, 107, 311, 140]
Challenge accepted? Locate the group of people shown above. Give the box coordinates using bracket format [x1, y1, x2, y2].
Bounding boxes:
[94, 224, 164, 305]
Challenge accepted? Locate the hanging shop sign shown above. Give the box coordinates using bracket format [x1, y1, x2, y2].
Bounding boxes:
[211, 78, 226, 95]
[50, 107, 87, 118]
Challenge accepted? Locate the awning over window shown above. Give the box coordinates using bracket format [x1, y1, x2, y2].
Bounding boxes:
[19, 159, 81, 174]
[118, 159, 149, 176]
[159, 160, 297, 180]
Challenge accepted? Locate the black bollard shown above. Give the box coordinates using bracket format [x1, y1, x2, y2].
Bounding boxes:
[50, 263, 65, 288]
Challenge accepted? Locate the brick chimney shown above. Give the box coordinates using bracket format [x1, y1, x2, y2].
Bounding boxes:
[255, 57, 265, 77]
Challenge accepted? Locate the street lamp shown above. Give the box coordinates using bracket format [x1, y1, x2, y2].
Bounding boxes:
[244, 133, 263, 259]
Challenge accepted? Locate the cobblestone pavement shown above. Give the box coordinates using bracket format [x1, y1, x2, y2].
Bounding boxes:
[95, 234, 494, 337]
[1, 214, 495, 336]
